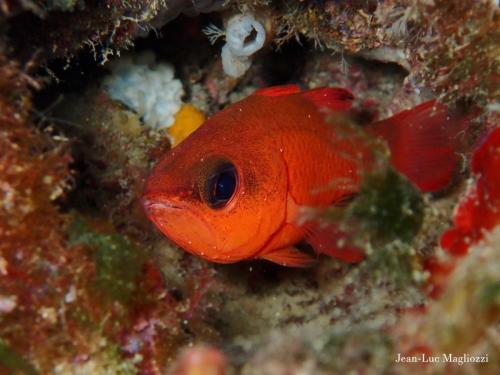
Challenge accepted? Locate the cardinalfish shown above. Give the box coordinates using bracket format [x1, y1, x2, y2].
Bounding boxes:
[142, 85, 470, 267]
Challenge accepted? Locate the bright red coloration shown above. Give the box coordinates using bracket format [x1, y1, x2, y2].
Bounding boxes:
[369, 101, 470, 192]
[424, 127, 500, 298]
[143, 85, 470, 267]
[440, 127, 500, 254]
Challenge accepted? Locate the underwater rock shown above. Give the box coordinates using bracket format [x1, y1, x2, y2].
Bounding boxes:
[6, 1, 164, 62]
[275, 0, 499, 108]
[149, 0, 232, 32]
[52, 88, 167, 239]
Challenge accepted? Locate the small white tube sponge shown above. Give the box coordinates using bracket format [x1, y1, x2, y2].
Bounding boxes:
[221, 14, 266, 78]
[103, 52, 184, 130]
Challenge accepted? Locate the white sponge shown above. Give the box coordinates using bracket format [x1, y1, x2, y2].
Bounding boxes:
[103, 52, 184, 130]
[221, 14, 266, 78]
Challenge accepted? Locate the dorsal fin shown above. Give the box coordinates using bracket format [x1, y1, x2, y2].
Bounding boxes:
[301, 87, 355, 111]
[254, 84, 301, 97]
[255, 85, 355, 112]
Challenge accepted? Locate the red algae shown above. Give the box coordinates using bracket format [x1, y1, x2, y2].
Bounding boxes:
[440, 128, 500, 254]
[425, 127, 500, 297]
[0, 56, 74, 372]
[0, 56, 217, 373]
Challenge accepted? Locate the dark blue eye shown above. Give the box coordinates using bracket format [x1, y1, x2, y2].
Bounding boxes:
[206, 163, 238, 209]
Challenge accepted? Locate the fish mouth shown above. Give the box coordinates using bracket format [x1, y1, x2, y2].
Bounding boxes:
[141, 196, 182, 212]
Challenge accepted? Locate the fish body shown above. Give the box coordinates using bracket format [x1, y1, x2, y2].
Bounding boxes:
[143, 85, 469, 266]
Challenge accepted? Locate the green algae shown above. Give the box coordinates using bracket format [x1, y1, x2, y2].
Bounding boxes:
[478, 281, 500, 309]
[348, 168, 424, 244]
[361, 241, 418, 287]
[0, 341, 37, 375]
[68, 214, 144, 304]
[348, 168, 425, 287]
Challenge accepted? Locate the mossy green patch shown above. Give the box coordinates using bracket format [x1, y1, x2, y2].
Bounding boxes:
[348, 168, 424, 244]
[0, 341, 37, 375]
[68, 214, 144, 304]
[361, 240, 418, 287]
[321, 167, 425, 287]
[478, 281, 500, 309]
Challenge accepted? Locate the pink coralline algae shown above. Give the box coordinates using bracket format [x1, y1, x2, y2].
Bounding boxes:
[167, 345, 227, 375]
[426, 126, 500, 296]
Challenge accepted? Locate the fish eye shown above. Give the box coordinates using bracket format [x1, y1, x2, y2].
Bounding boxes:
[205, 162, 238, 209]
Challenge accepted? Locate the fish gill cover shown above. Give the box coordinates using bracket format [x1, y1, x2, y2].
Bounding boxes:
[0, 0, 499, 374]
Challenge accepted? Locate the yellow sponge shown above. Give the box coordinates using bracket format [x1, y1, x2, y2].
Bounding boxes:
[168, 104, 205, 146]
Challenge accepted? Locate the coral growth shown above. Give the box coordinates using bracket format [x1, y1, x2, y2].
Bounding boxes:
[275, 0, 499, 107]
[396, 228, 500, 374]
[390, 127, 500, 373]
[0, 54, 216, 374]
[6, 1, 157, 62]
[0, 55, 73, 372]
[410, 0, 500, 106]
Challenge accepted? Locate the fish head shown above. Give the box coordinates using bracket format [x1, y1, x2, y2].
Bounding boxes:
[142, 112, 288, 263]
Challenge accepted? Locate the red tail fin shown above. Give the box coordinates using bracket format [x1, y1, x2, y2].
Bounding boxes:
[368, 100, 471, 192]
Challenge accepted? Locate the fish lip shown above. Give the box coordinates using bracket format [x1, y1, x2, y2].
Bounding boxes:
[141, 196, 182, 211]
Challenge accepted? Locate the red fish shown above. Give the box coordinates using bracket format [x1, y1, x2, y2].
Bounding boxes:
[142, 85, 470, 267]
